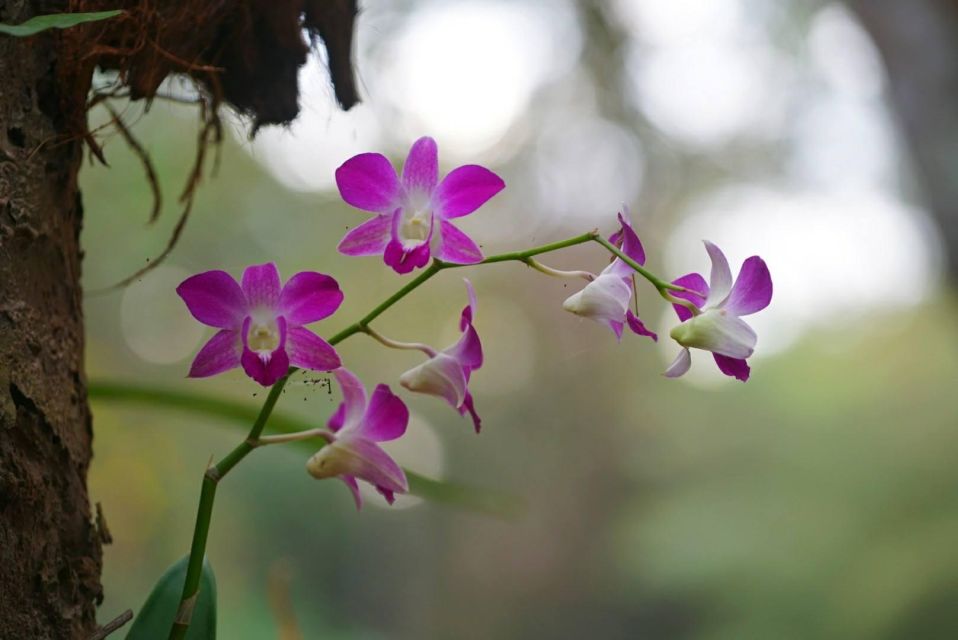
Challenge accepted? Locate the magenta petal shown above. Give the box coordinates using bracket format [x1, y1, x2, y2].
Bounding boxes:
[341, 438, 408, 494]
[328, 402, 346, 432]
[713, 353, 751, 382]
[459, 393, 482, 433]
[376, 485, 397, 505]
[434, 165, 505, 219]
[188, 329, 242, 377]
[338, 215, 392, 257]
[286, 327, 340, 371]
[445, 324, 483, 370]
[335, 153, 400, 213]
[240, 316, 289, 386]
[401, 137, 439, 195]
[341, 475, 363, 510]
[241, 346, 290, 386]
[332, 368, 368, 431]
[177, 270, 247, 329]
[617, 212, 646, 265]
[724, 256, 772, 316]
[626, 310, 658, 341]
[279, 272, 343, 325]
[360, 384, 409, 442]
[384, 239, 432, 274]
[242, 263, 281, 310]
[671, 273, 709, 322]
[436, 220, 483, 264]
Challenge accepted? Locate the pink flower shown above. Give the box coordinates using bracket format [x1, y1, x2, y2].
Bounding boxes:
[306, 368, 409, 509]
[177, 263, 343, 386]
[665, 241, 772, 382]
[335, 136, 505, 274]
[399, 280, 483, 432]
[562, 211, 657, 341]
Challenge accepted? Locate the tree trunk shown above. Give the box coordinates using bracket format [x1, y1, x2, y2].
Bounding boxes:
[848, 0, 958, 284]
[0, 1, 102, 637]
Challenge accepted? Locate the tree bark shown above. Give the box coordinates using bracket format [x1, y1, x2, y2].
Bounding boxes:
[848, 0, 958, 284]
[0, 1, 102, 637]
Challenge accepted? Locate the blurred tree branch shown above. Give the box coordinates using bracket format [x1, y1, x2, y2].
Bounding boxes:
[848, 0, 958, 284]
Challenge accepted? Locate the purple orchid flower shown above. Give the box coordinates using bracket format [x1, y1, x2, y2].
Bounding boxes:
[399, 279, 483, 432]
[306, 368, 409, 509]
[335, 136, 505, 274]
[177, 263, 343, 387]
[562, 211, 657, 341]
[665, 241, 772, 382]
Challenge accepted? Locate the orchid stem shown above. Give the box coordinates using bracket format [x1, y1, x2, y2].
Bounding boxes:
[524, 258, 594, 281]
[363, 326, 437, 356]
[254, 428, 334, 446]
[168, 228, 608, 638]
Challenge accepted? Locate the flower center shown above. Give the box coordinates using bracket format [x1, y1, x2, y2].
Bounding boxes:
[399, 208, 432, 246]
[247, 319, 280, 354]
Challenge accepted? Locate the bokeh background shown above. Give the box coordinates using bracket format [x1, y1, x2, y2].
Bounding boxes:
[81, 1, 958, 638]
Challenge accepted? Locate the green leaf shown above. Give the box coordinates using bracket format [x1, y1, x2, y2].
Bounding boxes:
[126, 555, 216, 640]
[90, 380, 526, 518]
[0, 10, 122, 37]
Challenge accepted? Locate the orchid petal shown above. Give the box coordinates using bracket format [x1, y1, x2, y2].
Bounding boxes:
[240, 316, 289, 386]
[616, 211, 646, 265]
[704, 241, 733, 307]
[562, 273, 631, 331]
[401, 136, 438, 195]
[626, 310, 658, 341]
[460, 393, 482, 433]
[359, 384, 409, 442]
[664, 348, 692, 378]
[724, 256, 772, 316]
[330, 367, 368, 433]
[670, 273, 709, 322]
[176, 270, 247, 329]
[279, 272, 343, 325]
[242, 263, 281, 311]
[670, 309, 757, 359]
[444, 324, 483, 371]
[286, 327, 340, 371]
[337, 215, 392, 256]
[307, 440, 405, 496]
[328, 402, 346, 432]
[188, 329, 241, 378]
[384, 238, 432, 274]
[713, 353, 751, 382]
[399, 353, 468, 408]
[435, 220, 483, 264]
[460, 278, 478, 330]
[434, 165, 505, 219]
[335, 153, 400, 213]
[341, 475, 363, 510]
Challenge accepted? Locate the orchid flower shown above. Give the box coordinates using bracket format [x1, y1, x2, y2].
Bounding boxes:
[398, 280, 483, 432]
[665, 241, 772, 382]
[335, 136, 505, 274]
[306, 368, 409, 509]
[177, 263, 343, 387]
[562, 211, 657, 341]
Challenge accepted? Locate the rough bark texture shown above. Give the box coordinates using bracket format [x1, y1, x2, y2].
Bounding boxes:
[0, 2, 102, 638]
[848, 0, 958, 284]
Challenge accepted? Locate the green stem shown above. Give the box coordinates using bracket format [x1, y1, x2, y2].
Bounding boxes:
[167, 228, 608, 637]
